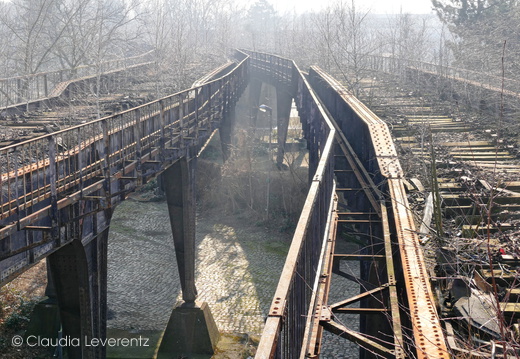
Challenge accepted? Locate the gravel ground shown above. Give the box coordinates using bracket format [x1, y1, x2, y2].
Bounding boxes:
[319, 259, 362, 358]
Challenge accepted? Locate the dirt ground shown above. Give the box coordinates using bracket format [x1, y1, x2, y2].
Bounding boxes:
[0, 260, 48, 358]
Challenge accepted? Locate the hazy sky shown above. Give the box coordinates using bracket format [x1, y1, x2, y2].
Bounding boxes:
[272, 0, 434, 14]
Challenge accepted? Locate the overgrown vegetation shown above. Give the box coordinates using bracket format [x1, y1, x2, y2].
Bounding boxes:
[197, 128, 308, 233]
[0, 285, 48, 358]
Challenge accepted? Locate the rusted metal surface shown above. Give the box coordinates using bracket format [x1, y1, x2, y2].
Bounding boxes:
[240, 50, 296, 96]
[301, 192, 338, 358]
[192, 62, 237, 88]
[371, 66, 520, 357]
[0, 49, 468, 358]
[249, 53, 451, 358]
[307, 66, 449, 358]
[388, 179, 449, 358]
[0, 56, 249, 284]
[380, 204, 404, 358]
[321, 320, 395, 357]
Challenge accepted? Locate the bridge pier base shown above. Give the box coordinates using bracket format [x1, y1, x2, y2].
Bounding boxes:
[156, 301, 219, 357]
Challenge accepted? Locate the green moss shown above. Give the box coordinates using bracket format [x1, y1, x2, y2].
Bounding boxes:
[106, 329, 162, 359]
[263, 241, 289, 256]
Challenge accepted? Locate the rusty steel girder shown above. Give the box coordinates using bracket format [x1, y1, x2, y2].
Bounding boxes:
[307, 66, 449, 359]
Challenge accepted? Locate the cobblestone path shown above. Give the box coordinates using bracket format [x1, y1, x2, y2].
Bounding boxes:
[107, 199, 289, 336]
[107, 198, 364, 357]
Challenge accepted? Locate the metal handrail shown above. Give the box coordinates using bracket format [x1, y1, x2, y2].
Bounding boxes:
[367, 54, 520, 95]
[250, 52, 336, 359]
[0, 50, 155, 109]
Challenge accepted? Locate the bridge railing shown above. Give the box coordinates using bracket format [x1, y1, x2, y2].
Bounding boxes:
[248, 51, 337, 359]
[0, 54, 249, 283]
[0, 51, 155, 109]
[368, 54, 520, 95]
[241, 50, 295, 93]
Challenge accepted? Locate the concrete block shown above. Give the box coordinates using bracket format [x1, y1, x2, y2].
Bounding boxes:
[155, 301, 219, 358]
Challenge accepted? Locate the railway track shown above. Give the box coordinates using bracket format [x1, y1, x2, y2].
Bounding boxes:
[363, 72, 520, 357]
[0, 94, 150, 148]
[0, 61, 223, 149]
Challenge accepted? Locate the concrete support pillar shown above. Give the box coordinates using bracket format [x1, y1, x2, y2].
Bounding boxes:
[276, 90, 292, 167]
[157, 157, 219, 356]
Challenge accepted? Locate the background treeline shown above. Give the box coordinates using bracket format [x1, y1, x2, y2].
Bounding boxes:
[432, 0, 520, 76]
[0, 0, 442, 83]
[1, 0, 514, 93]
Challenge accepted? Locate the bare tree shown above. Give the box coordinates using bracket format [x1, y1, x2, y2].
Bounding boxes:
[0, 0, 62, 75]
[310, 0, 378, 95]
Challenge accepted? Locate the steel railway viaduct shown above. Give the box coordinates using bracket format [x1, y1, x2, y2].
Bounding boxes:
[1, 49, 498, 358]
